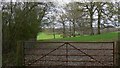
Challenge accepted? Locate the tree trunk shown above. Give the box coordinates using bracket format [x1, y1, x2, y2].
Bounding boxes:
[118, 3, 120, 27]
[69, 22, 72, 37]
[73, 20, 76, 37]
[97, 11, 101, 34]
[90, 13, 94, 35]
[63, 22, 66, 38]
[53, 24, 55, 39]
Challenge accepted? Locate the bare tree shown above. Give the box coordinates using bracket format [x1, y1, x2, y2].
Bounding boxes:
[85, 2, 96, 35]
[65, 2, 83, 37]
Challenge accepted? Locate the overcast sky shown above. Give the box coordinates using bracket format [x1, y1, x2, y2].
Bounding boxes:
[1, 0, 120, 3]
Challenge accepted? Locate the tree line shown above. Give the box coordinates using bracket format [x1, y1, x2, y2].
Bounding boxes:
[42, 2, 119, 38]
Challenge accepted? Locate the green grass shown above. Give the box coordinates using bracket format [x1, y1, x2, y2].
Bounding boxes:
[58, 32, 118, 42]
[37, 32, 119, 42]
[37, 32, 62, 40]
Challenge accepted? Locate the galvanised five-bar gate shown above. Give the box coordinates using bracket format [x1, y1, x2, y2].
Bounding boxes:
[17, 41, 117, 67]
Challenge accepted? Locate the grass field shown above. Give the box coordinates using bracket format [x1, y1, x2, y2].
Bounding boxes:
[37, 32, 62, 40]
[57, 32, 119, 42]
[37, 32, 119, 42]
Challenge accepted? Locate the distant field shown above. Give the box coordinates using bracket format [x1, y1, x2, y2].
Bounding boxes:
[37, 32, 119, 42]
[57, 32, 119, 42]
[37, 32, 62, 40]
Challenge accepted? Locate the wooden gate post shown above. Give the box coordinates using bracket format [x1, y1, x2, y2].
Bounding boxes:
[116, 41, 120, 66]
[16, 41, 24, 66]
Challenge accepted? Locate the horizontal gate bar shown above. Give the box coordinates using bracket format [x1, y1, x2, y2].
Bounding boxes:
[25, 48, 113, 50]
[35, 60, 113, 62]
[25, 54, 113, 56]
[24, 41, 114, 43]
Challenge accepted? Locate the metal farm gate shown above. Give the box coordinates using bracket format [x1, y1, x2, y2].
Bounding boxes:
[22, 41, 117, 67]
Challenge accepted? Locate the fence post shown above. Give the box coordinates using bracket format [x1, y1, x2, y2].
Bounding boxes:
[116, 41, 120, 66]
[16, 41, 24, 66]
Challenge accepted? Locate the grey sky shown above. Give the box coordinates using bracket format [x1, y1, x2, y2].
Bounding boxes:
[1, 0, 120, 3]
